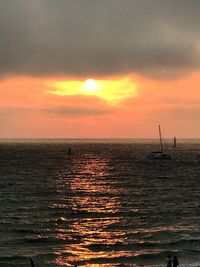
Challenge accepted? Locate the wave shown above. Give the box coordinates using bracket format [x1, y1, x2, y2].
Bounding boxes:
[1, 255, 200, 267]
[180, 264, 200, 267]
[0, 255, 28, 267]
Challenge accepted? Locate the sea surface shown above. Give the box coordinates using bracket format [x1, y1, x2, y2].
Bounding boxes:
[0, 139, 200, 267]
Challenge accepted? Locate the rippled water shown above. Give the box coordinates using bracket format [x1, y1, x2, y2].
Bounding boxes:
[0, 139, 200, 267]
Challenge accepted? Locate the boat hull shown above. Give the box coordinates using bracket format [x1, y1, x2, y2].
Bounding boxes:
[148, 152, 171, 160]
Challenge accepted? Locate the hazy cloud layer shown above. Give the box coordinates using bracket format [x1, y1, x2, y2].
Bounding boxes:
[42, 105, 114, 117]
[1, 0, 200, 79]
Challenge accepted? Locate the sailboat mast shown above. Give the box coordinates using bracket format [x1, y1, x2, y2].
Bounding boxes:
[158, 125, 163, 153]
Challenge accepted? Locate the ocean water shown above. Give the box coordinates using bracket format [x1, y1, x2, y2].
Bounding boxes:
[0, 139, 200, 267]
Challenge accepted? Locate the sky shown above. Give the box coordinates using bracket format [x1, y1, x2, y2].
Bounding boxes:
[0, 0, 200, 138]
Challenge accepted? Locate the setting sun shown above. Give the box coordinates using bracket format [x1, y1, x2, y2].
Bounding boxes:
[47, 78, 137, 104]
[81, 79, 101, 93]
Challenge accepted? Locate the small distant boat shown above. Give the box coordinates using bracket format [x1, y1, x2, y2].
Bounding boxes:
[148, 125, 171, 160]
[173, 136, 176, 148]
[68, 147, 72, 155]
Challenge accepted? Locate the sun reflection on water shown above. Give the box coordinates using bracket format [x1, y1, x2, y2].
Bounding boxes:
[51, 152, 130, 266]
[70, 153, 120, 213]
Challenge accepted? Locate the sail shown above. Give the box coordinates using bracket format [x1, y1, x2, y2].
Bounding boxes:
[173, 136, 176, 147]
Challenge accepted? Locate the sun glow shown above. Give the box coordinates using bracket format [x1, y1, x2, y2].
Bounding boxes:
[82, 79, 101, 93]
[47, 78, 137, 104]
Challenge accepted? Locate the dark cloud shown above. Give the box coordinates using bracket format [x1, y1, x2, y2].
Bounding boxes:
[1, 0, 200, 79]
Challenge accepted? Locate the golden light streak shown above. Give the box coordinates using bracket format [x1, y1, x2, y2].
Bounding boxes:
[47, 78, 137, 104]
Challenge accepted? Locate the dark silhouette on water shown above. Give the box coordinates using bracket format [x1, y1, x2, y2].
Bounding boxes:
[30, 257, 35, 267]
[166, 255, 172, 267]
[68, 147, 72, 155]
[173, 256, 179, 267]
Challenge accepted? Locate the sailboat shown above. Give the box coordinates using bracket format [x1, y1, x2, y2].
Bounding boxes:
[173, 136, 176, 148]
[148, 125, 171, 160]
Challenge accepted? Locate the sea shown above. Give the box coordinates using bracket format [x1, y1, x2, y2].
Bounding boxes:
[0, 139, 200, 267]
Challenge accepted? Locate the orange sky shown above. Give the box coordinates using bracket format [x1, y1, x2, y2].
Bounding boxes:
[0, 72, 200, 138]
[1, 1, 200, 138]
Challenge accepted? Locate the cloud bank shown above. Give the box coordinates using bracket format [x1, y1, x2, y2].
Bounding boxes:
[1, 0, 200, 79]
